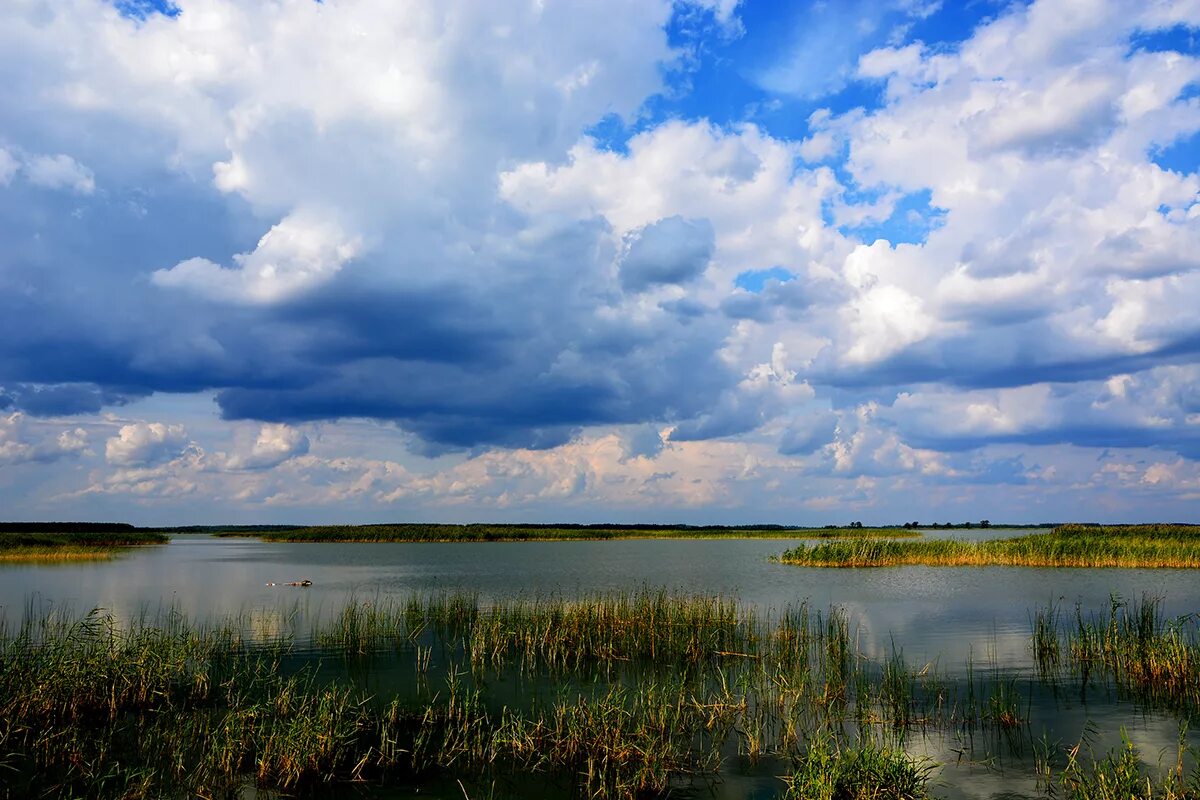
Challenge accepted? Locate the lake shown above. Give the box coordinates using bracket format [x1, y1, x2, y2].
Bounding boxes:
[3, 531, 1197, 799]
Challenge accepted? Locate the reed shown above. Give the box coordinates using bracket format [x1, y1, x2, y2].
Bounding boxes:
[2, 590, 1182, 798]
[1031, 594, 1200, 713]
[0, 530, 168, 561]
[777, 524, 1200, 568]
[1041, 729, 1200, 800]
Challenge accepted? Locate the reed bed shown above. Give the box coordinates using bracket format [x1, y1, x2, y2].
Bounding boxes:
[0, 530, 169, 561]
[2, 590, 1197, 798]
[216, 522, 919, 543]
[776, 524, 1200, 568]
[1031, 594, 1200, 714]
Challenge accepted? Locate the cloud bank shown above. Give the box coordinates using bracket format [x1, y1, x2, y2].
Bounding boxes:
[0, 0, 1198, 523]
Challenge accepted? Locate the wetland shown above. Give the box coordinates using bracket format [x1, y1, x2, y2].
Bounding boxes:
[2, 528, 1199, 799]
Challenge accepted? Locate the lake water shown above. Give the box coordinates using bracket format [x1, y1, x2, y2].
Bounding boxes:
[3, 531, 1198, 799]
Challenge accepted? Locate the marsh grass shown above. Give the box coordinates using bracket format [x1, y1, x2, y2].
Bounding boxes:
[1038, 727, 1200, 800]
[217, 522, 920, 543]
[1, 590, 1194, 799]
[0, 530, 168, 561]
[776, 524, 1200, 568]
[1030, 594, 1200, 714]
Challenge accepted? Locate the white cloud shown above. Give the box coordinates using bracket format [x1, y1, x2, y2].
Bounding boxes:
[23, 153, 95, 194]
[0, 412, 89, 465]
[858, 43, 925, 80]
[105, 422, 191, 467]
[153, 211, 361, 303]
[2, 0, 1200, 523]
[0, 146, 17, 184]
[221, 423, 310, 470]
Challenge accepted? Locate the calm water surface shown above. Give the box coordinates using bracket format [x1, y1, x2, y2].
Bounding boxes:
[3, 531, 1195, 667]
[3, 532, 1197, 800]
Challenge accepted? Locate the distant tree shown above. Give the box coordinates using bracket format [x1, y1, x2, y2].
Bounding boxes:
[849, 521, 863, 529]
[980, 519, 991, 528]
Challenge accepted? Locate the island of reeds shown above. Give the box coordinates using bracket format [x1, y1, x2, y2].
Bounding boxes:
[775, 523, 1200, 568]
[0, 522, 168, 562]
[3, 590, 1199, 799]
[210, 521, 921, 542]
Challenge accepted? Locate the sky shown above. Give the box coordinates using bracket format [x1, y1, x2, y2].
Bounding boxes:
[2, 0, 1200, 526]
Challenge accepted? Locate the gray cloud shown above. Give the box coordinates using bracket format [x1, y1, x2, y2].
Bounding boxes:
[619, 216, 715, 292]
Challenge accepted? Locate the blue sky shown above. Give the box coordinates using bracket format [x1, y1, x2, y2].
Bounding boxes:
[1, 0, 1199, 525]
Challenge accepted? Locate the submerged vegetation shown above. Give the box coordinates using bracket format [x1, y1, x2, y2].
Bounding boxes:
[215, 522, 921, 542]
[776, 524, 1200, 568]
[0, 530, 168, 562]
[2, 590, 1198, 798]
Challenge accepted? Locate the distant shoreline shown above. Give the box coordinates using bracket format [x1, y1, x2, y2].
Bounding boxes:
[0, 530, 169, 562]
[207, 523, 925, 543]
[3, 521, 1196, 552]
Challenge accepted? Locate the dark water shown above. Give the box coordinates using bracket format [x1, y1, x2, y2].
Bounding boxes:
[2, 532, 1198, 799]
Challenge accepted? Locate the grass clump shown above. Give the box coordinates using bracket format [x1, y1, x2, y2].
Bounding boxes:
[0, 530, 168, 561]
[1039, 729, 1200, 800]
[783, 727, 933, 799]
[776, 524, 1200, 568]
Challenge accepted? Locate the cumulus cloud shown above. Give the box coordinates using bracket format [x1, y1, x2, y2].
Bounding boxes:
[221, 423, 310, 470]
[105, 422, 191, 467]
[0, 0, 1199, 522]
[0, 412, 89, 465]
[153, 212, 361, 304]
[22, 153, 95, 194]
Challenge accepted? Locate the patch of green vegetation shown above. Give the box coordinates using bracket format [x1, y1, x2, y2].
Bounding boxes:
[1038, 730, 1200, 800]
[0, 530, 169, 561]
[215, 522, 920, 542]
[1033, 594, 1200, 714]
[776, 524, 1200, 568]
[783, 727, 934, 799]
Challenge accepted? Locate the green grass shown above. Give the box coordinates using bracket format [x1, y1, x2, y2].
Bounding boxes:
[1033, 594, 1200, 713]
[0, 530, 169, 561]
[214, 522, 920, 542]
[1039, 729, 1200, 800]
[783, 727, 934, 799]
[3, 591, 1197, 798]
[776, 524, 1200, 568]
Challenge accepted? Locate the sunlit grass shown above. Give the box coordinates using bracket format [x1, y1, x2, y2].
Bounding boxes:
[776, 524, 1200, 568]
